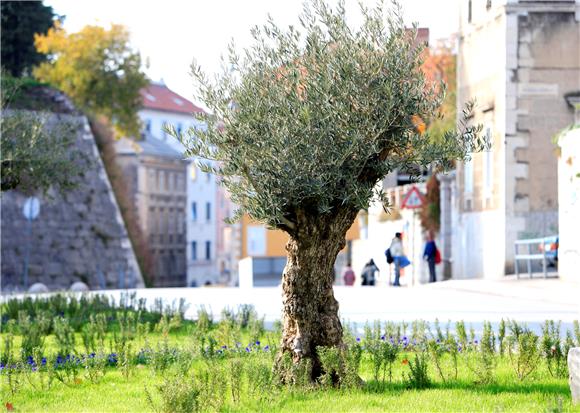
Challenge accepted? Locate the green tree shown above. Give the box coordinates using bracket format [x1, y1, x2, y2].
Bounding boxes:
[1, 75, 85, 194]
[177, 0, 484, 381]
[34, 23, 147, 137]
[1, 1, 56, 77]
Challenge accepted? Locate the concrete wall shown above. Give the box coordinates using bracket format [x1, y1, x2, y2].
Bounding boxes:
[558, 127, 580, 284]
[1, 115, 143, 291]
[456, 0, 579, 278]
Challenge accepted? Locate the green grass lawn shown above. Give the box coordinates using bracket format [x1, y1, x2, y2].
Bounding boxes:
[1, 295, 578, 412]
[1, 330, 577, 412]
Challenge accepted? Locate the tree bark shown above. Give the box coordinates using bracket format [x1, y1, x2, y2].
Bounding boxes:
[275, 207, 358, 382]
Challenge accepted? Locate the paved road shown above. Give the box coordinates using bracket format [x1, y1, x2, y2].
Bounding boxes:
[61, 276, 578, 334]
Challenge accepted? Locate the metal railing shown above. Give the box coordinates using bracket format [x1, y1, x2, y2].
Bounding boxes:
[514, 236, 557, 279]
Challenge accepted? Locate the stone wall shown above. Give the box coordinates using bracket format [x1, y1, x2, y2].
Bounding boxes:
[1, 112, 144, 292]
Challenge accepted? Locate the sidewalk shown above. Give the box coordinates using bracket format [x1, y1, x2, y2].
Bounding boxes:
[6, 277, 577, 330]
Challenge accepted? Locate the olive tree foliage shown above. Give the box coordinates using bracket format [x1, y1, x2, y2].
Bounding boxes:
[174, 0, 484, 234]
[1, 75, 85, 194]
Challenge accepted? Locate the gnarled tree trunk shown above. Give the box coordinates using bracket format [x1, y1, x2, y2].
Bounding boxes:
[275, 208, 358, 382]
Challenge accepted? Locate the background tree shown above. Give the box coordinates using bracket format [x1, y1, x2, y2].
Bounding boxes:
[34, 23, 148, 137]
[422, 43, 457, 141]
[420, 175, 440, 235]
[1, 1, 57, 77]
[177, 0, 484, 381]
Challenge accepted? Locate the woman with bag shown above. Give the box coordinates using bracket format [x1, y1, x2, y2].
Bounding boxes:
[389, 233, 410, 287]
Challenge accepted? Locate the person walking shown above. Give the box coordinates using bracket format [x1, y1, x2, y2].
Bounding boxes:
[342, 262, 355, 286]
[389, 233, 404, 286]
[423, 235, 438, 283]
[361, 259, 378, 286]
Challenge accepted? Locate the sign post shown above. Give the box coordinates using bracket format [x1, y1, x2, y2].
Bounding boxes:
[401, 186, 425, 287]
[22, 197, 41, 290]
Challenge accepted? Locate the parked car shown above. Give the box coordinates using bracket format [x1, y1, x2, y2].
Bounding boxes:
[539, 235, 559, 267]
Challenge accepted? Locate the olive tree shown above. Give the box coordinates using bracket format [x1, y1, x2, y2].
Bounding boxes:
[175, 0, 483, 381]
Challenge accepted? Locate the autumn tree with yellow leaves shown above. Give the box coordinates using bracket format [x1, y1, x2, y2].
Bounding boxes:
[34, 23, 147, 137]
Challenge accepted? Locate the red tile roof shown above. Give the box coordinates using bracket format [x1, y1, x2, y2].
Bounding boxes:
[140, 82, 204, 115]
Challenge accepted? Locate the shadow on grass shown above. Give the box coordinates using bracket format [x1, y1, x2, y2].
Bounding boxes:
[361, 379, 570, 397]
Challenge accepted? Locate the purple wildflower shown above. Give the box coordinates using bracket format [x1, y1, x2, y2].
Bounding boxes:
[245, 347, 251, 353]
[356, 337, 361, 342]
[264, 345, 270, 351]
[380, 335, 385, 341]
[255, 341, 261, 346]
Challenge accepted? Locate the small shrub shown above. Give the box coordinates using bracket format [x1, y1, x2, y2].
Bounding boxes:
[249, 316, 265, 345]
[468, 321, 496, 384]
[236, 304, 257, 328]
[53, 317, 76, 357]
[146, 371, 201, 413]
[498, 319, 506, 356]
[229, 359, 244, 403]
[18, 312, 46, 359]
[247, 360, 275, 401]
[342, 340, 363, 388]
[456, 321, 468, 351]
[506, 321, 540, 381]
[196, 306, 213, 333]
[404, 352, 431, 389]
[541, 320, 567, 378]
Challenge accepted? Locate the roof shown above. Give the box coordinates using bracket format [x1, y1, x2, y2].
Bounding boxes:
[138, 133, 184, 159]
[140, 82, 204, 115]
[114, 133, 184, 160]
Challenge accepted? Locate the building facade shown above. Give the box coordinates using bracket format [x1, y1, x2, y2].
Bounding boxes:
[139, 82, 223, 286]
[114, 135, 188, 287]
[454, 0, 580, 278]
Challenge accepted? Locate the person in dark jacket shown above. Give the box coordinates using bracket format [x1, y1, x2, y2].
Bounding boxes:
[423, 235, 437, 283]
[361, 259, 378, 286]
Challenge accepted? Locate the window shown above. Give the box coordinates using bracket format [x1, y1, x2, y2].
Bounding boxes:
[486, 0, 492, 11]
[483, 127, 493, 195]
[162, 121, 168, 140]
[159, 171, 164, 191]
[464, 156, 474, 194]
[205, 241, 211, 260]
[206, 171, 211, 182]
[467, 0, 472, 23]
[206, 202, 211, 221]
[177, 123, 183, 135]
[145, 119, 152, 133]
[191, 202, 197, 221]
[191, 241, 197, 261]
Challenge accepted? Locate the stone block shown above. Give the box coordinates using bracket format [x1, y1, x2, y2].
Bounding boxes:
[46, 262, 63, 276]
[569, 348, 580, 404]
[28, 283, 49, 294]
[70, 281, 89, 292]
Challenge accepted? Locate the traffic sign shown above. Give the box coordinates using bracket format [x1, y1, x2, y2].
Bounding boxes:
[401, 186, 425, 209]
[23, 197, 40, 221]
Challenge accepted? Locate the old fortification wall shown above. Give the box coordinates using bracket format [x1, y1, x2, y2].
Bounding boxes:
[1, 104, 144, 292]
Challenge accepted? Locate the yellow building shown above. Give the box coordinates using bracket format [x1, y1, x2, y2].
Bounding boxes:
[240, 214, 360, 258]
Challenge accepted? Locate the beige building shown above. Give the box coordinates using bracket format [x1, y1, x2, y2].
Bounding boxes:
[452, 0, 580, 278]
[115, 135, 188, 287]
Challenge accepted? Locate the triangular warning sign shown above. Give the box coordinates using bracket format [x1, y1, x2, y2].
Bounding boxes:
[401, 186, 425, 209]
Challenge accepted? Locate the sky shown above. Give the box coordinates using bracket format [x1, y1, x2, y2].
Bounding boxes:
[46, 0, 460, 107]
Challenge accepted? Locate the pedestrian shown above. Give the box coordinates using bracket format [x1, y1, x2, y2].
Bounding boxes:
[342, 262, 355, 286]
[423, 234, 438, 283]
[361, 259, 378, 286]
[389, 232, 410, 287]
